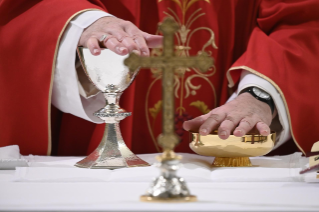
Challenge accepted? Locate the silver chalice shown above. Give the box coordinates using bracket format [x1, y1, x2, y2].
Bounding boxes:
[75, 47, 149, 169]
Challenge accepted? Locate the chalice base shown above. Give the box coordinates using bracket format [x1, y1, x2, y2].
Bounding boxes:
[75, 123, 149, 169]
[212, 157, 252, 167]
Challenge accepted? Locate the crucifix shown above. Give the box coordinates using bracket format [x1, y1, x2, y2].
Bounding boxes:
[124, 17, 214, 202]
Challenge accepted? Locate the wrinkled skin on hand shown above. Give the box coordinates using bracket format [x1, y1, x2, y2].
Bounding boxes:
[183, 93, 274, 139]
[78, 16, 162, 56]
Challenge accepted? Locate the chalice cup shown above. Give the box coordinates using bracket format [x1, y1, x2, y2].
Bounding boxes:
[75, 47, 149, 169]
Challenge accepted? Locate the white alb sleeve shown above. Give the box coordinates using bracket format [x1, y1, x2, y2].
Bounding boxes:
[226, 70, 292, 149]
[52, 11, 112, 124]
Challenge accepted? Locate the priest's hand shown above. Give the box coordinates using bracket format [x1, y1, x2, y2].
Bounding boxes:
[183, 93, 273, 139]
[78, 16, 162, 56]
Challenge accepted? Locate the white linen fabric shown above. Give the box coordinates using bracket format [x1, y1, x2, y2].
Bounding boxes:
[300, 157, 319, 183]
[2, 154, 319, 211]
[0, 145, 28, 170]
[0, 145, 20, 159]
[12, 153, 317, 183]
[304, 173, 319, 183]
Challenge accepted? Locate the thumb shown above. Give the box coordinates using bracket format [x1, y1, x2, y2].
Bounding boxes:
[142, 32, 163, 48]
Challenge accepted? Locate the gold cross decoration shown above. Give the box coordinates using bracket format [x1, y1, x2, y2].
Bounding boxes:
[124, 17, 214, 160]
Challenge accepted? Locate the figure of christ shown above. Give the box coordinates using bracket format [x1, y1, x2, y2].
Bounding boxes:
[0, 0, 318, 157]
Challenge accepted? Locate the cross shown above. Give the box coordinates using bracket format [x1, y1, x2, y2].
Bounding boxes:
[124, 17, 214, 159]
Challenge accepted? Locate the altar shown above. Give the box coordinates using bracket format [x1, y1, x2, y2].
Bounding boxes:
[0, 153, 318, 211]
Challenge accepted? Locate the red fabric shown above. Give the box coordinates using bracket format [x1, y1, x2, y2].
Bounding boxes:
[0, 0, 317, 156]
[0, 0, 105, 155]
[228, 0, 319, 154]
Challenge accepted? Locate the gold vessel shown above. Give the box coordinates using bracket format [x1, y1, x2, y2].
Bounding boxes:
[190, 131, 276, 167]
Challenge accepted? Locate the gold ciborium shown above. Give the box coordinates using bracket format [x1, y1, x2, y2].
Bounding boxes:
[190, 131, 276, 167]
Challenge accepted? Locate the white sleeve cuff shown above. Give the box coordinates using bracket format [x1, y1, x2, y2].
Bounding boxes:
[52, 10, 112, 123]
[226, 70, 292, 149]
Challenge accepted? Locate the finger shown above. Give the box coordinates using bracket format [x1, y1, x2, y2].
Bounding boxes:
[131, 34, 150, 56]
[183, 114, 210, 132]
[233, 119, 254, 137]
[256, 122, 271, 136]
[217, 116, 242, 140]
[142, 32, 163, 48]
[121, 36, 140, 54]
[86, 37, 101, 56]
[199, 112, 226, 136]
[104, 37, 128, 55]
[124, 26, 150, 56]
[107, 29, 138, 53]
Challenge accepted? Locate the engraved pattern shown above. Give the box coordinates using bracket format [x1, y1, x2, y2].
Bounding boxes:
[94, 112, 131, 118]
[75, 123, 149, 169]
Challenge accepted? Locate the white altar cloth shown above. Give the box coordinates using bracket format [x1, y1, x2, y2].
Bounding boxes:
[0, 153, 318, 211]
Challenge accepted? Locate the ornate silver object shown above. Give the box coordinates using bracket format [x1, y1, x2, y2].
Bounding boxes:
[75, 47, 149, 169]
[140, 159, 196, 202]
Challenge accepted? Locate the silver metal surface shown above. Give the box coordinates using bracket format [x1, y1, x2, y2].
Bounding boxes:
[142, 159, 194, 200]
[75, 47, 149, 169]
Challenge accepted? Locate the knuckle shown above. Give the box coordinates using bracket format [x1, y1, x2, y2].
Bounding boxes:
[246, 110, 254, 117]
[253, 116, 264, 124]
[225, 115, 236, 124]
[131, 34, 143, 40]
[208, 113, 221, 122]
[122, 20, 133, 27]
[126, 43, 138, 50]
[197, 116, 207, 122]
[116, 34, 127, 41]
[89, 33, 98, 38]
[241, 119, 252, 127]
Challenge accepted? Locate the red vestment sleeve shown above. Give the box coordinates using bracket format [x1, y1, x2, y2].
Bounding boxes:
[0, 0, 106, 155]
[227, 0, 319, 154]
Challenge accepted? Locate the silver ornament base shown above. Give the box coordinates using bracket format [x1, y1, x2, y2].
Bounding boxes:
[141, 158, 196, 202]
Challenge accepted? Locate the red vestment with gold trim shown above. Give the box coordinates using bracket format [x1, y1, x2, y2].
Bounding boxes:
[0, 0, 318, 156]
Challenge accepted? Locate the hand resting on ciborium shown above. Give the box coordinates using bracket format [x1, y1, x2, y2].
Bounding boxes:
[183, 92, 276, 139]
[184, 93, 277, 167]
